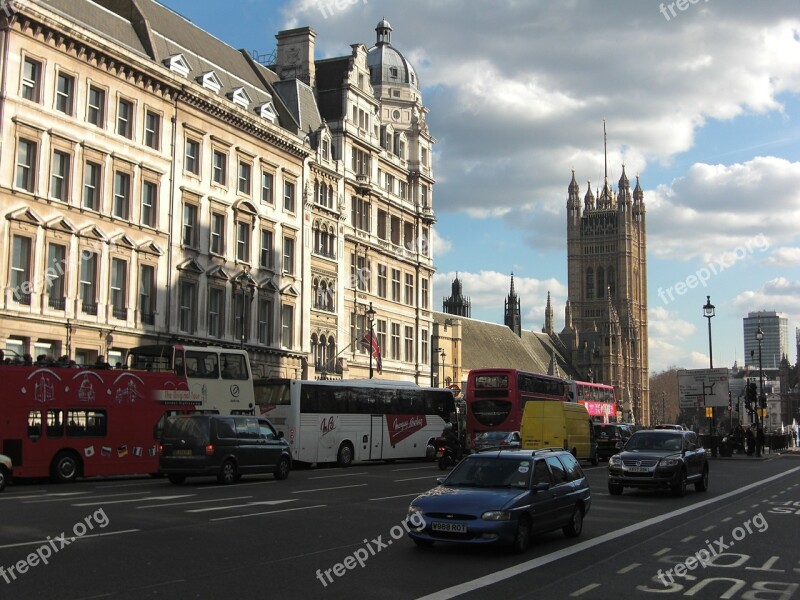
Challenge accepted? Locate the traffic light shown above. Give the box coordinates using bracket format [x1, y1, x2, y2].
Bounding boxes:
[746, 381, 757, 411]
[760, 392, 767, 409]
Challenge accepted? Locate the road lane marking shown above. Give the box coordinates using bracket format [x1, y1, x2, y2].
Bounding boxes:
[721, 517, 733, 522]
[193, 480, 277, 489]
[415, 465, 800, 600]
[653, 548, 671, 556]
[392, 466, 438, 472]
[681, 535, 695, 542]
[395, 476, 441, 482]
[617, 563, 640, 574]
[187, 499, 297, 513]
[571, 583, 601, 596]
[701, 525, 715, 531]
[136, 496, 253, 509]
[370, 492, 426, 501]
[72, 495, 193, 506]
[210, 504, 326, 521]
[292, 484, 367, 493]
[308, 472, 369, 479]
[25, 492, 152, 504]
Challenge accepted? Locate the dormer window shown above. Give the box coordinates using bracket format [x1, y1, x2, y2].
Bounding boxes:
[199, 71, 222, 94]
[257, 101, 276, 123]
[228, 87, 251, 109]
[164, 54, 191, 77]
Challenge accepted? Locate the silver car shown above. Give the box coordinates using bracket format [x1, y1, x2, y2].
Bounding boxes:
[0, 454, 12, 492]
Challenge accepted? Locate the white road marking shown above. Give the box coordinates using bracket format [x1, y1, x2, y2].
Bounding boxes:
[187, 499, 297, 513]
[72, 495, 192, 506]
[571, 583, 601, 596]
[369, 492, 426, 501]
[136, 496, 252, 509]
[681, 535, 695, 542]
[395, 476, 441, 482]
[0, 529, 141, 550]
[210, 504, 326, 521]
[617, 563, 640, 574]
[392, 466, 439, 472]
[25, 491, 152, 504]
[308, 472, 369, 479]
[292, 484, 367, 493]
[653, 548, 671, 557]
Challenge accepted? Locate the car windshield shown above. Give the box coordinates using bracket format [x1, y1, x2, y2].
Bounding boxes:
[444, 457, 531, 489]
[475, 432, 511, 443]
[626, 433, 682, 452]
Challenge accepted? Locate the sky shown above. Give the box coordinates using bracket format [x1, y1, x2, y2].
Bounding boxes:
[157, 0, 800, 374]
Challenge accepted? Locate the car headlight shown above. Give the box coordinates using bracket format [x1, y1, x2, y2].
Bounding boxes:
[659, 458, 680, 467]
[608, 455, 622, 466]
[481, 510, 512, 521]
[408, 504, 423, 518]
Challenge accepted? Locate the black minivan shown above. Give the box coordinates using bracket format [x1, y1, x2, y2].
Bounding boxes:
[159, 414, 292, 485]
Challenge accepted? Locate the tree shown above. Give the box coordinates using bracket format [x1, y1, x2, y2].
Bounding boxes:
[649, 367, 682, 425]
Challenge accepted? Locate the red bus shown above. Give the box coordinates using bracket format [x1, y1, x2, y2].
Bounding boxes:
[465, 368, 568, 448]
[568, 380, 617, 423]
[0, 364, 201, 482]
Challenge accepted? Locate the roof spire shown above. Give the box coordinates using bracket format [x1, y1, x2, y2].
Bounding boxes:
[603, 119, 607, 181]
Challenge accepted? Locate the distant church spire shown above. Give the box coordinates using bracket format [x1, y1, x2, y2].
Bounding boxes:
[443, 273, 471, 317]
[543, 291, 554, 335]
[504, 273, 521, 337]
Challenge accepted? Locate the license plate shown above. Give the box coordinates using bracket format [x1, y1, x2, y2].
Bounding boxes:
[431, 522, 466, 533]
[174, 449, 193, 456]
[435, 451, 444, 458]
[626, 466, 650, 472]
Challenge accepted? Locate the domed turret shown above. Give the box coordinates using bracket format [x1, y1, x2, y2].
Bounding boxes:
[367, 19, 419, 91]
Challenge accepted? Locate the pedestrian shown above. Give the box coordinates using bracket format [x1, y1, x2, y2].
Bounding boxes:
[757, 425, 765, 455]
[745, 426, 755, 456]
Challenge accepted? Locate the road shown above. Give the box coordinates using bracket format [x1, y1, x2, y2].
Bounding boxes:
[1, 452, 798, 599]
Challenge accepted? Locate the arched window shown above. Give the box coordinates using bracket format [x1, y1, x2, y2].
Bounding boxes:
[607, 266, 616, 298]
[310, 334, 319, 367]
[586, 268, 594, 299]
[597, 267, 605, 298]
[317, 180, 325, 205]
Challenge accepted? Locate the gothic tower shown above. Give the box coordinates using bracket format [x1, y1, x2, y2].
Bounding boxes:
[564, 150, 649, 423]
[504, 274, 522, 337]
[443, 274, 471, 317]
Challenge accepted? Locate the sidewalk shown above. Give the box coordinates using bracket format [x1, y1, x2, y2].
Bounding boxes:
[710, 446, 800, 460]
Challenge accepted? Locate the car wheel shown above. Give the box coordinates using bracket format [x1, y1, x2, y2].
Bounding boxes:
[411, 537, 434, 548]
[608, 483, 623, 495]
[218, 459, 237, 485]
[0, 466, 8, 492]
[511, 516, 531, 554]
[274, 456, 290, 480]
[51, 451, 80, 483]
[695, 465, 709, 492]
[672, 469, 687, 497]
[336, 443, 353, 468]
[168, 474, 186, 485]
[563, 506, 584, 538]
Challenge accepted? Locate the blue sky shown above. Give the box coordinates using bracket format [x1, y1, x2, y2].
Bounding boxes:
[158, 0, 800, 373]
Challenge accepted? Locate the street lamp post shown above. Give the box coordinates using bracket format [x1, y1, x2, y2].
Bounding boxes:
[432, 347, 442, 387]
[703, 296, 715, 435]
[366, 302, 376, 379]
[440, 350, 446, 388]
[756, 325, 765, 457]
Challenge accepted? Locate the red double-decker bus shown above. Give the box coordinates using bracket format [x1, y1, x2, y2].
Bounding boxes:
[0, 364, 201, 482]
[568, 380, 618, 423]
[464, 368, 568, 447]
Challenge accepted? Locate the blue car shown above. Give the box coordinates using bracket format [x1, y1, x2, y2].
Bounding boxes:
[406, 449, 591, 553]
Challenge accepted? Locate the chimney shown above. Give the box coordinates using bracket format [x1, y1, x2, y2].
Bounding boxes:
[275, 27, 316, 88]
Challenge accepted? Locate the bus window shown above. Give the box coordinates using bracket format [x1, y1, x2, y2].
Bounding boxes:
[28, 411, 42, 438]
[66, 410, 107, 437]
[186, 351, 218, 378]
[46, 410, 64, 437]
[221, 354, 248, 380]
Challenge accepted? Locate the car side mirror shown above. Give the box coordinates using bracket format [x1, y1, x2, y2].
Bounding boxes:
[278, 431, 284, 438]
[615, 441, 623, 449]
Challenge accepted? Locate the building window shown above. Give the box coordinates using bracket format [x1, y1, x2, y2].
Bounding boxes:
[15, 139, 37, 192]
[236, 221, 250, 263]
[260, 229, 273, 269]
[390, 215, 401, 245]
[404, 222, 415, 250]
[185, 138, 200, 175]
[87, 85, 105, 127]
[281, 304, 294, 348]
[391, 268, 400, 302]
[283, 180, 295, 212]
[421, 277, 429, 309]
[21, 57, 41, 102]
[421, 147, 428, 167]
[80, 251, 98, 315]
[350, 253, 370, 292]
[385, 173, 395, 194]
[141, 180, 157, 227]
[282, 236, 295, 274]
[377, 264, 387, 298]
[421, 227, 429, 256]
[212, 150, 227, 186]
[11, 236, 32, 305]
[351, 147, 369, 176]
[404, 273, 414, 305]
[207, 287, 224, 338]
[238, 160, 251, 195]
[50, 150, 70, 202]
[55, 72, 75, 115]
[351, 197, 370, 232]
[399, 181, 407, 200]
[261, 171, 273, 204]
[182, 203, 198, 247]
[404, 326, 414, 362]
[377, 209, 387, 240]
[377, 320, 387, 361]
[322, 139, 329, 161]
[83, 161, 101, 210]
[421, 329, 429, 365]
[116, 98, 133, 138]
[178, 280, 197, 334]
[110, 258, 127, 320]
[139, 264, 155, 325]
[391, 322, 401, 360]
[113, 172, 130, 219]
[46, 243, 66, 310]
[586, 268, 594, 300]
[210, 212, 225, 255]
[144, 110, 161, 150]
[257, 298, 272, 345]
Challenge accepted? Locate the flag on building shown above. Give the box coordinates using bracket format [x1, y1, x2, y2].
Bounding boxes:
[132, 446, 143, 457]
[101, 446, 112, 457]
[117, 445, 128, 458]
[84, 446, 95, 458]
[360, 332, 382, 374]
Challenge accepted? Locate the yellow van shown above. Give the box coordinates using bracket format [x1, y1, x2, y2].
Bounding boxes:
[520, 401, 598, 465]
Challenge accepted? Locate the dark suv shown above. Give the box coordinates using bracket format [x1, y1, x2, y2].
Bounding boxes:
[592, 424, 631, 461]
[607, 429, 708, 497]
[159, 414, 292, 485]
